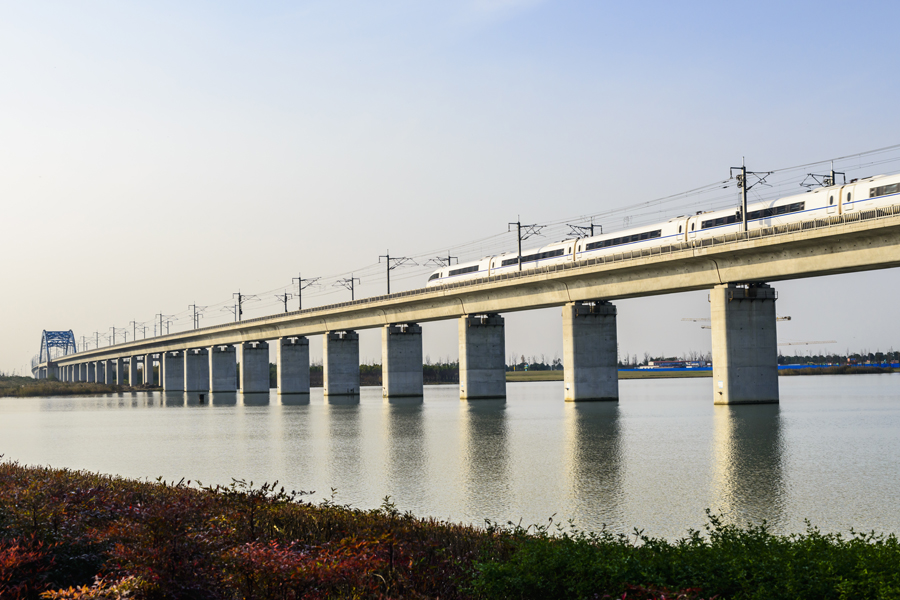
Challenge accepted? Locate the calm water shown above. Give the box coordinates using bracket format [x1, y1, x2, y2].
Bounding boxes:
[2, 376, 899, 540]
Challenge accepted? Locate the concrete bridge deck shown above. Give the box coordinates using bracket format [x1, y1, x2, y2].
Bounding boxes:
[38, 203, 900, 403]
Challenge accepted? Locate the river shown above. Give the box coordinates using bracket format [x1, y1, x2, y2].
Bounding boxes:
[1, 375, 898, 540]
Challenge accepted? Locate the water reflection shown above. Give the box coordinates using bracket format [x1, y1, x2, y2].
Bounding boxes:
[566, 402, 623, 526]
[279, 395, 311, 406]
[386, 397, 427, 504]
[463, 400, 509, 518]
[712, 404, 784, 527]
[241, 393, 270, 407]
[326, 397, 362, 498]
[162, 392, 185, 408]
[210, 392, 238, 407]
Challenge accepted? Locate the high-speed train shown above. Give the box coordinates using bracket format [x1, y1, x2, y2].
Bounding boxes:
[426, 172, 900, 287]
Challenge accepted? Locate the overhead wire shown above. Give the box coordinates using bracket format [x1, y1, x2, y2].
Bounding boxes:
[93, 144, 900, 338]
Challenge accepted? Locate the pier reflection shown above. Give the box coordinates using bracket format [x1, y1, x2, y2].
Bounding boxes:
[463, 400, 509, 517]
[241, 393, 270, 407]
[712, 404, 784, 527]
[326, 395, 362, 496]
[565, 402, 623, 526]
[386, 397, 427, 503]
[209, 392, 237, 407]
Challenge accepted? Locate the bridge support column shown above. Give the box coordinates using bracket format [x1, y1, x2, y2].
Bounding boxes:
[563, 301, 618, 402]
[127, 357, 138, 386]
[324, 331, 359, 396]
[239, 341, 269, 394]
[711, 283, 779, 405]
[69, 365, 76, 382]
[184, 348, 210, 391]
[86, 363, 95, 383]
[162, 351, 184, 391]
[96, 360, 107, 384]
[112, 359, 124, 385]
[209, 345, 237, 392]
[142, 354, 155, 386]
[459, 314, 506, 400]
[382, 324, 423, 398]
[277, 337, 309, 394]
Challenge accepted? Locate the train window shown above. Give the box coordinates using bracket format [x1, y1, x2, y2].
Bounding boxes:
[870, 183, 900, 198]
[847, 193, 851, 202]
[428, 273, 441, 281]
[500, 248, 564, 267]
[448, 265, 479, 276]
[701, 214, 740, 229]
[731, 201, 806, 225]
[567, 247, 571, 253]
[583, 230, 661, 251]
[678, 225, 682, 233]
[691, 223, 695, 231]
[829, 196, 834, 205]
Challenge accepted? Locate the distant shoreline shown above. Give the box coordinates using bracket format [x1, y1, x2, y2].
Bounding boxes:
[506, 365, 896, 382]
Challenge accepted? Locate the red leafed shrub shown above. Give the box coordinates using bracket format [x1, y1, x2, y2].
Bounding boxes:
[39, 575, 140, 599]
[0, 535, 54, 599]
[223, 539, 390, 599]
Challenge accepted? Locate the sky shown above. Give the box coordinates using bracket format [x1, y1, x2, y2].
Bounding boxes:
[3, 0, 900, 374]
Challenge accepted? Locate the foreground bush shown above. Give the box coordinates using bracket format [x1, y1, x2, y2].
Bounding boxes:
[0, 459, 898, 599]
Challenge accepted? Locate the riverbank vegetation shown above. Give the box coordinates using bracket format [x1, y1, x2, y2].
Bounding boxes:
[2, 460, 899, 599]
[0, 376, 126, 398]
[779, 365, 894, 376]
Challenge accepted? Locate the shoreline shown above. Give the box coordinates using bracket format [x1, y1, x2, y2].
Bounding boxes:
[4, 366, 895, 398]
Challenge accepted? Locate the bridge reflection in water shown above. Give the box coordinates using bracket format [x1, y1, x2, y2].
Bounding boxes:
[463, 400, 510, 520]
[711, 404, 784, 529]
[386, 397, 427, 508]
[565, 402, 623, 529]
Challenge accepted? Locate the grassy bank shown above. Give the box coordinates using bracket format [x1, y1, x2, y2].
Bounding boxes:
[0, 376, 130, 398]
[779, 366, 895, 376]
[506, 370, 712, 382]
[1, 460, 899, 599]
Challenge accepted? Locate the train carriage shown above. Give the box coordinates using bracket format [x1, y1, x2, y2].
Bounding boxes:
[425, 173, 900, 287]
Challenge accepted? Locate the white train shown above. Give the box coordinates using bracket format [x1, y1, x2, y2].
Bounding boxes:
[426, 172, 900, 287]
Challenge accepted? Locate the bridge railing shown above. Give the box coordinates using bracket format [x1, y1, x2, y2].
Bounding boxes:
[233, 202, 900, 325]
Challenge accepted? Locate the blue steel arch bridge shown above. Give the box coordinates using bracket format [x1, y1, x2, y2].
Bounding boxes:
[31, 330, 77, 379]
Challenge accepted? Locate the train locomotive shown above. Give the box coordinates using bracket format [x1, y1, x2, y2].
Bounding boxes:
[426, 173, 900, 287]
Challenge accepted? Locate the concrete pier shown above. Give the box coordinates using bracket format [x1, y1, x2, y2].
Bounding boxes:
[562, 301, 618, 402]
[128, 357, 139, 386]
[86, 363, 95, 383]
[382, 323, 423, 397]
[143, 354, 155, 386]
[162, 351, 185, 391]
[459, 314, 506, 400]
[112, 359, 124, 385]
[324, 331, 359, 396]
[209, 345, 237, 392]
[96, 360, 107, 384]
[276, 337, 309, 394]
[711, 283, 779, 405]
[238, 341, 269, 393]
[184, 348, 210, 392]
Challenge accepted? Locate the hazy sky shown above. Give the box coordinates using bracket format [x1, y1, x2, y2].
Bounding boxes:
[4, 0, 900, 374]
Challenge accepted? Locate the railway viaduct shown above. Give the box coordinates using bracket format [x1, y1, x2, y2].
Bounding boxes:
[35, 204, 900, 404]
